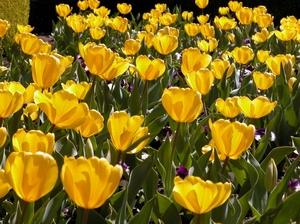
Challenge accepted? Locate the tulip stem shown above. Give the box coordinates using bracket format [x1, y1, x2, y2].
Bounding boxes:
[141, 80, 148, 117]
[19, 201, 29, 224]
[88, 76, 97, 108]
[195, 213, 201, 224]
[171, 122, 181, 160]
[82, 209, 90, 224]
[221, 156, 229, 175]
[0, 117, 3, 127]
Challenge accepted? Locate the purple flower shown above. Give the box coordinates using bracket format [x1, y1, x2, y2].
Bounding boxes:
[244, 38, 251, 44]
[176, 165, 188, 179]
[119, 161, 130, 174]
[255, 128, 276, 142]
[160, 126, 173, 138]
[288, 179, 299, 189]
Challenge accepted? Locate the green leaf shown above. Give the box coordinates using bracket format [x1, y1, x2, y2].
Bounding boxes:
[142, 168, 159, 201]
[128, 197, 154, 224]
[54, 135, 77, 157]
[41, 191, 66, 224]
[128, 77, 141, 116]
[76, 207, 107, 224]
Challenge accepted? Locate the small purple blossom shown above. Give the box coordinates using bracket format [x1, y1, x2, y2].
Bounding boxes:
[119, 161, 130, 174]
[176, 165, 189, 179]
[61, 208, 72, 218]
[160, 126, 173, 138]
[255, 128, 276, 142]
[244, 38, 251, 44]
[288, 179, 299, 189]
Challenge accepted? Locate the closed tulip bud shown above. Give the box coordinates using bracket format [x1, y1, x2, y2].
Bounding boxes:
[253, 71, 275, 90]
[88, 0, 100, 10]
[133, 55, 166, 80]
[209, 119, 255, 159]
[264, 158, 277, 192]
[12, 129, 55, 154]
[107, 16, 128, 33]
[181, 47, 212, 76]
[182, 11, 193, 21]
[34, 90, 89, 129]
[228, 1, 242, 12]
[61, 80, 92, 100]
[122, 39, 141, 56]
[238, 96, 277, 118]
[75, 109, 104, 138]
[214, 16, 237, 30]
[195, 0, 209, 9]
[288, 77, 297, 92]
[77, 0, 89, 11]
[21, 103, 39, 121]
[256, 50, 270, 63]
[0, 127, 7, 148]
[152, 34, 178, 55]
[66, 14, 88, 33]
[200, 23, 215, 39]
[197, 38, 218, 53]
[231, 46, 254, 64]
[211, 59, 234, 79]
[162, 87, 203, 123]
[184, 23, 201, 37]
[266, 54, 295, 76]
[219, 7, 229, 16]
[56, 4, 72, 18]
[89, 27, 106, 40]
[0, 20, 10, 37]
[185, 68, 214, 95]
[235, 7, 253, 25]
[215, 97, 241, 118]
[196, 14, 209, 25]
[0, 170, 11, 198]
[275, 29, 297, 41]
[254, 13, 273, 28]
[107, 111, 149, 153]
[5, 151, 58, 202]
[17, 24, 34, 33]
[117, 3, 132, 15]
[173, 176, 231, 214]
[61, 157, 122, 209]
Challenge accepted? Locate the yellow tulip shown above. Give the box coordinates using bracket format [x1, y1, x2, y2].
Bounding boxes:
[137, 31, 154, 48]
[152, 34, 178, 55]
[235, 7, 253, 25]
[122, 39, 141, 56]
[88, 0, 100, 10]
[157, 26, 179, 37]
[89, 27, 106, 40]
[34, 90, 89, 129]
[162, 87, 203, 123]
[211, 59, 234, 79]
[202, 140, 227, 161]
[61, 80, 92, 100]
[181, 47, 212, 76]
[12, 129, 55, 154]
[23, 83, 42, 103]
[107, 16, 128, 33]
[94, 6, 111, 17]
[197, 38, 218, 53]
[79, 42, 115, 77]
[145, 23, 158, 33]
[21, 103, 39, 121]
[173, 175, 231, 214]
[275, 29, 297, 41]
[155, 3, 167, 12]
[5, 151, 58, 202]
[253, 5, 267, 14]
[218, 7, 229, 16]
[185, 68, 215, 95]
[252, 28, 270, 43]
[209, 119, 255, 159]
[195, 0, 209, 9]
[184, 23, 201, 37]
[159, 12, 178, 26]
[75, 109, 104, 138]
[196, 14, 209, 25]
[61, 156, 122, 209]
[215, 97, 241, 118]
[0, 169, 11, 198]
[31, 52, 73, 89]
[133, 55, 166, 80]
[0, 19, 10, 37]
[214, 16, 237, 30]
[66, 14, 88, 33]
[182, 11, 193, 21]
[117, 3, 132, 15]
[238, 96, 277, 119]
[18, 33, 44, 55]
[56, 4, 72, 18]
[228, 1, 242, 12]
[254, 13, 274, 28]
[231, 46, 254, 64]
[256, 50, 270, 63]
[100, 55, 129, 81]
[253, 71, 275, 90]
[0, 89, 23, 119]
[77, 0, 89, 11]
[266, 54, 295, 76]
[17, 24, 34, 33]
[107, 111, 149, 153]
[0, 127, 7, 148]
[288, 77, 297, 92]
[200, 23, 215, 39]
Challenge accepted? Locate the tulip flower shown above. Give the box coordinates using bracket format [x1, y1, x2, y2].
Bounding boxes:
[107, 111, 149, 154]
[182, 11, 193, 21]
[89, 27, 106, 40]
[197, 38, 218, 53]
[132, 55, 166, 80]
[17, 24, 34, 33]
[162, 87, 203, 123]
[88, 0, 100, 10]
[237, 96, 277, 119]
[61, 80, 92, 100]
[196, 14, 209, 25]
[211, 59, 234, 79]
[56, 4, 72, 18]
[0, 169, 11, 198]
[184, 23, 201, 37]
[34, 90, 89, 129]
[215, 97, 241, 118]
[94, 6, 111, 17]
[231, 46, 255, 65]
[23, 83, 42, 103]
[145, 23, 158, 33]
[77, 0, 89, 11]
[61, 156, 122, 209]
[155, 3, 167, 12]
[181, 48, 212, 76]
[173, 175, 231, 214]
[107, 16, 128, 33]
[0, 19, 10, 37]
[0, 127, 7, 148]
[121, 39, 141, 56]
[266, 54, 295, 76]
[66, 14, 88, 33]
[228, 1, 243, 12]
[75, 109, 104, 138]
[157, 26, 179, 37]
[117, 3, 132, 15]
[138, 31, 154, 48]
[185, 68, 215, 95]
[5, 151, 58, 202]
[235, 7, 254, 25]
[152, 34, 178, 55]
[100, 55, 130, 81]
[209, 119, 255, 160]
[218, 7, 229, 16]
[12, 129, 55, 154]
[214, 16, 237, 30]
[195, 0, 209, 9]
[253, 71, 275, 90]
[18, 33, 45, 55]
[275, 29, 297, 42]
[254, 13, 274, 28]
[159, 12, 178, 26]
[31, 52, 73, 89]
[21, 103, 39, 121]
[0, 89, 24, 119]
